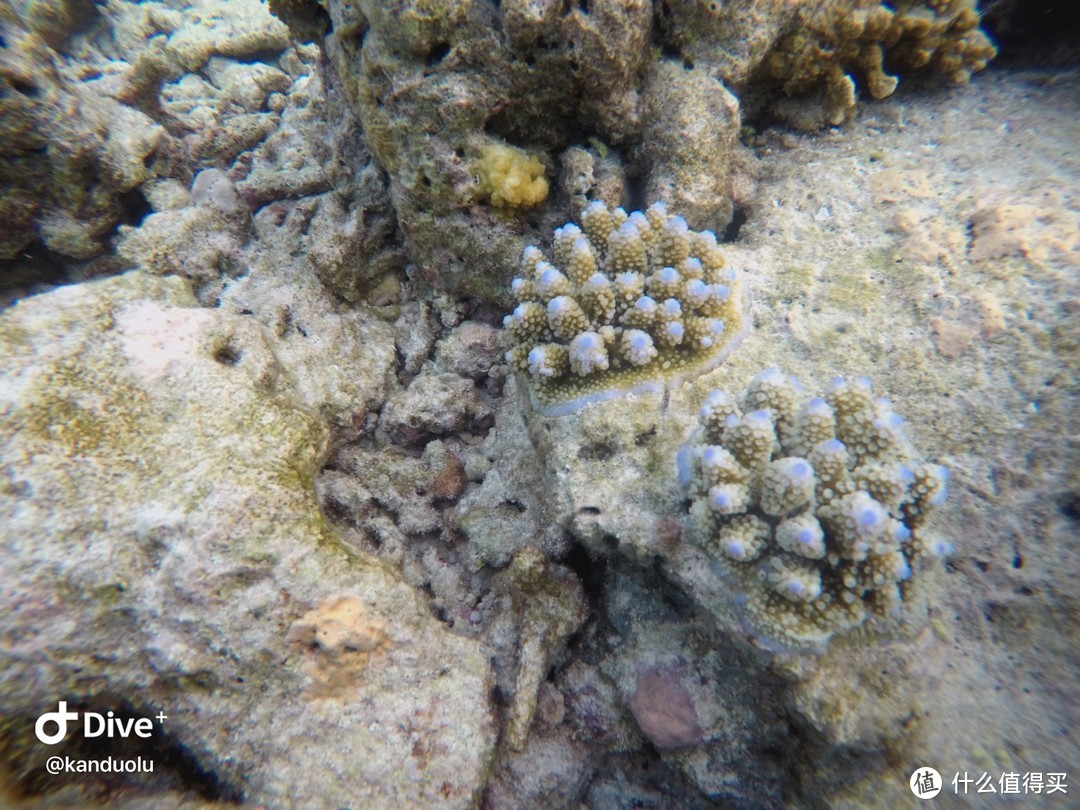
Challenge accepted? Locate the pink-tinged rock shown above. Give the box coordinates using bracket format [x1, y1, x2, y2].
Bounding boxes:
[628, 665, 703, 750]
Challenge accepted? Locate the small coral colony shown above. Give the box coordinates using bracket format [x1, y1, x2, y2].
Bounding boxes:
[505, 202, 950, 649]
[503, 200, 749, 415]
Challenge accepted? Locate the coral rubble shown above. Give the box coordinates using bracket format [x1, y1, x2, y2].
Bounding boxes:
[682, 370, 951, 650]
[503, 201, 749, 415]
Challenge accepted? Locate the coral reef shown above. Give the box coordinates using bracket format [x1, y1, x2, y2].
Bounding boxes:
[321, 0, 741, 305]
[0, 0, 296, 266]
[316, 0, 996, 305]
[765, 0, 998, 128]
[110, 42, 405, 308]
[503, 201, 749, 415]
[0, 4, 162, 260]
[641, 60, 742, 231]
[682, 370, 951, 650]
[502, 547, 587, 751]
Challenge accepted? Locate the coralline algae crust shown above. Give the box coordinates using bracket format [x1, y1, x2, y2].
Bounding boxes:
[504, 201, 749, 415]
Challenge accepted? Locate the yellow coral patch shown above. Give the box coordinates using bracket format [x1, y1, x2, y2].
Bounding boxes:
[473, 141, 548, 209]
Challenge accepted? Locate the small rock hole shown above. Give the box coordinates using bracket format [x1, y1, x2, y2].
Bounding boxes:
[213, 344, 242, 366]
[722, 207, 747, 242]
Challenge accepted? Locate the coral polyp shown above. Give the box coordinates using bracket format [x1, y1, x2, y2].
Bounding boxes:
[504, 201, 749, 415]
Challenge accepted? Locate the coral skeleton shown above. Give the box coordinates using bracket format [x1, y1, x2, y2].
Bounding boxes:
[504, 201, 749, 415]
[681, 370, 950, 650]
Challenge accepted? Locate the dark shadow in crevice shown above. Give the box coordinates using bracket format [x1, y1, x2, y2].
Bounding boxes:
[2, 695, 244, 804]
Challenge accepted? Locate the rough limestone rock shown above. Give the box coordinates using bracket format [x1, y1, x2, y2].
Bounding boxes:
[0, 272, 496, 807]
[0, 4, 163, 260]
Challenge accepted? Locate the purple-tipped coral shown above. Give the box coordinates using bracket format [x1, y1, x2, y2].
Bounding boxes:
[684, 369, 950, 650]
[504, 201, 749, 415]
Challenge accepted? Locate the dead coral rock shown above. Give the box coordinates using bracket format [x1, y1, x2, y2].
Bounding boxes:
[24, 0, 99, 50]
[783, 630, 949, 747]
[970, 203, 1041, 260]
[0, 270, 496, 808]
[559, 143, 629, 220]
[968, 201, 1079, 264]
[0, 0, 304, 265]
[930, 316, 978, 357]
[870, 168, 935, 203]
[332, 444, 445, 535]
[163, 0, 291, 73]
[320, 0, 651, 305]
[379, 371, 494, 445]
[428, 442, 468, 501]
[230, 50, 406, 304]
[974, 290, 1007, 337]
[0, 11, 162, 260]
[890, 208, 966, 267]
[115, 187, 247, 302]
[434, 321, 502, 380]
[642, 60, 742, 229]
[560, 661, 637, 748]
[503, 547, 588, 752]
[629, 664, 704, 751]
[449, 380, 565, 571]
[482, 725, 595, 810]
[659, 0, 799, 89]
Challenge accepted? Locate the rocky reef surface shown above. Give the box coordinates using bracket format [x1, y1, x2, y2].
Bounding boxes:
[1, 1, 1078, 808]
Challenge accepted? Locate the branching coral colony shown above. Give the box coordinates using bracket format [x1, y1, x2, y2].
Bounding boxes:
[504, 201, 749, 415]
[680, 370, 951, 651]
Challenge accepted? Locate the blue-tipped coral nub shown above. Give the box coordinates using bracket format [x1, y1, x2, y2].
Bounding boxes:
[789, 460, 811, 481]
[931, 539, 954, 557]
[709, 484, 748, 515]
[725, 539, 748, 559]
[634, 296, 657, 313]
[710, 489, 734, 510]
[856, 502, 887, 533]
[684, 371, 950, 649]
[875, 412, 905, 430]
